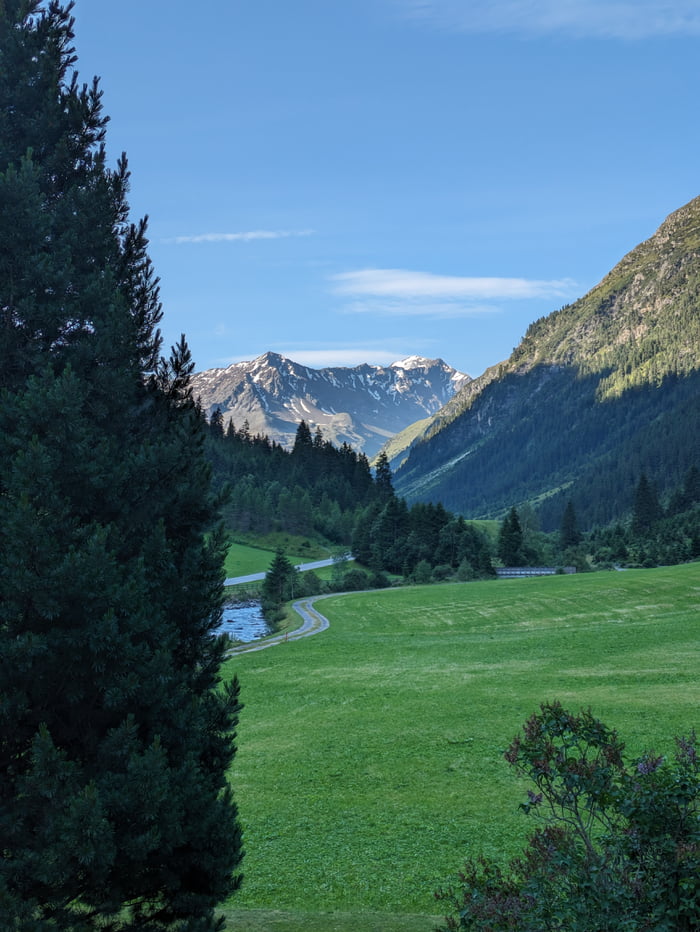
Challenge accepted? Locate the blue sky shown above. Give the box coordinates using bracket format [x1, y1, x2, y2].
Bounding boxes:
[71, 1, 699, 377]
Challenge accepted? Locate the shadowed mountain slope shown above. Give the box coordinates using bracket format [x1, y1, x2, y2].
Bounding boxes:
[391, 196, 700, 529]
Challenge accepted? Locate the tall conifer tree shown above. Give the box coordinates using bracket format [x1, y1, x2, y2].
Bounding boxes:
[0, 3, 243, 928]
[373, 451, 394, 499]
[497, 506, 526, 566]
[559, 499, 582, 550]
[631, 473, 663, 536]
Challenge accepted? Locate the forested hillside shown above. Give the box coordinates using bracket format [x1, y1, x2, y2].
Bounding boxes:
[208, 411, 699, 580]
[391, 196, 700, 530]
[206, 418, 496, 582]
[206, 418, 379, 543]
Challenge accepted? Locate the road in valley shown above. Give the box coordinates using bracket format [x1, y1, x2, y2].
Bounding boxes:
[223, 556, 346, 588]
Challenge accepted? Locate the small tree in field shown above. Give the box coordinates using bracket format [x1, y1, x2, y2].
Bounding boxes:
[559, 499, 582, 550]
[261, 548, 298, 619]
[497, 507, 526, 566]
[435, 702, 699, 932]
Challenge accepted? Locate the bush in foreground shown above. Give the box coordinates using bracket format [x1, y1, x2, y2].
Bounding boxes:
[436, 702, 699, 931]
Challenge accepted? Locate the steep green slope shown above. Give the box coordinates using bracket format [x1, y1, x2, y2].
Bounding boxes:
[393, 197, 700, 528]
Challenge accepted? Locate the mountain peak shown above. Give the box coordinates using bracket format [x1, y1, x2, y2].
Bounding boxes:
[392, 355, 438, 370]
[508, 193, 700, 391]
[191, 352, 469, 456]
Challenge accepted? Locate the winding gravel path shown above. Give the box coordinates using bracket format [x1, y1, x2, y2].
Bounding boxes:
[225, 595, 333, 656]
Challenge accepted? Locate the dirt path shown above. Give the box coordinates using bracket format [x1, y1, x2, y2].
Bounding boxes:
[225, 595, 332, 655]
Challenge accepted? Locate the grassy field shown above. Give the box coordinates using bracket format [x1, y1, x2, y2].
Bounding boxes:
[224, 538, 332, 579]
[220, 563, 700, 930]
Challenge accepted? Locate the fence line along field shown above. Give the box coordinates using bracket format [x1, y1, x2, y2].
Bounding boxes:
[221, 563, 699, 930]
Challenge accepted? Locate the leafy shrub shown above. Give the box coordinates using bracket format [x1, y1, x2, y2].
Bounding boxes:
[436, 702, 699, 931]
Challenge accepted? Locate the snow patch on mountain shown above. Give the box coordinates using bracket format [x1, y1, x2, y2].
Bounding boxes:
[191, 352, 470, 456]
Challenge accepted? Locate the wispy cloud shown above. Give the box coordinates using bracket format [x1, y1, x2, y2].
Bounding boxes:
[395, 0, 700, 39]
[340, 300, 498, 318]
[330, 268, 575, 318]
[332, 268, 575, 300]
[164, 229, 314, 245]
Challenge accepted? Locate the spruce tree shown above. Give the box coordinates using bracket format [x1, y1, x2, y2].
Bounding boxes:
[261, 549, 298, 617]
[631, 473, 663, 537]
[0, 4, 243, 928]
[373, 451, 395, 499]
[292, 418, 313, 453]
[497, 507, 526, 566]
[559, 499, 582, 550]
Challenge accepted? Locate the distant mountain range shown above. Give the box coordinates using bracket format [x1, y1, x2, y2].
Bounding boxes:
[191, 353, 469, 457]
[389, 195, 700, 530]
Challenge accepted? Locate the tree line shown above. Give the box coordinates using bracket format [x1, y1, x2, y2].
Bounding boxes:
[394, 364, 700, 535]
[205, 415, 385, 542]
[207, 412, 700, 583]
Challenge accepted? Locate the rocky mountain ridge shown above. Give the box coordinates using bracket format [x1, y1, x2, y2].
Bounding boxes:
[191, 352, 469, 456]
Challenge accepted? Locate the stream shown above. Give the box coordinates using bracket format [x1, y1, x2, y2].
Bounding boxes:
[216, 600, 270, 642]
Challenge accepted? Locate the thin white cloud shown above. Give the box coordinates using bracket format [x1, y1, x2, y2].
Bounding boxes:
[332, 268, 575, 300]
[164, 229, 314, 245]
[395, 0, 700, 39]
[330, 267, 577, 320]
[341, 299, 498, 318]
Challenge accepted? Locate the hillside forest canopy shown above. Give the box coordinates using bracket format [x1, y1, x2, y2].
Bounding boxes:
[206, 416, 700, 590]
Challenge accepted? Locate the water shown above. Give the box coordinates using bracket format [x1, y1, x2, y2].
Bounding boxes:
[216, 600, 270, 642]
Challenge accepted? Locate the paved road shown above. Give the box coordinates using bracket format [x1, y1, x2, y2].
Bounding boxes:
[223, 556, 347, 588]
[225, 595, 333, 655]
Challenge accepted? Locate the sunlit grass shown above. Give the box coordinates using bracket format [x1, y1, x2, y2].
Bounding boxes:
[222, 563, 700, 927]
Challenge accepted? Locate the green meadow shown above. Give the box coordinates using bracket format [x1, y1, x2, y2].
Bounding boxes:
[221, 563, 700, 931]
[223, 538, 330, 579]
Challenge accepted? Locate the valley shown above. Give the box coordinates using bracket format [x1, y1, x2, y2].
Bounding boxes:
[4, 7, 699, 931]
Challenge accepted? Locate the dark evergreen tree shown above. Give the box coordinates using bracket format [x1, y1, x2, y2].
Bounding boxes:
[261, 548, 298, 611]
[373, 450, 395, 499]
[631, 473, 663, 536]
[497, 507, 526, 566]
[292, 418, 313, 453]
[559, 499, 582, 550]
[313, 424, 325, 449]
[209, 407, 225, 437]
[0, 4, 242, 928]
[370, 495, 410, 572]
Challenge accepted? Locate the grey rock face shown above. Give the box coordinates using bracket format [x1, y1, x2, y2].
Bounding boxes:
[191, 352, 469, 456]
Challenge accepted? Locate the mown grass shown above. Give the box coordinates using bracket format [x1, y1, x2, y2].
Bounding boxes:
[221, 563, 700, 930]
